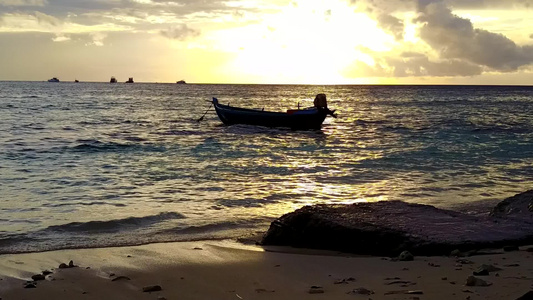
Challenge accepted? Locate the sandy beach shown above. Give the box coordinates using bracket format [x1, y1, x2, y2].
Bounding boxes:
[0, 240, 532, 300]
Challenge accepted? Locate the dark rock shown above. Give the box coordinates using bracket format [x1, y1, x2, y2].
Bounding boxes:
[516, 291, 533, 300]
[473, 269, 489, 276]
[490, 190, 533, 222]
[384, 290, 423, 295]
[142, 285, 162, 292]
[68, 260, 77, 267]
[450, 249, 464, 257]
[477, 264, 502, 273]
[457, 259, 474, 265]
[308, 286, 324, 294]
[334, 277, 356, 284]
[505, 263, 520, 267]
[398, 251, 414, 261]
[347, 287, 374, 295]
[261, 191, 533, 256]
[465, 276, 492, 287]
[504, 245, 520, 252]
[42, 270, 52, 276]
[24, 282, 37, 288]
[111, 276, 131, 282]
[31, 274, 45, 281]
[58, 263, 68, 269]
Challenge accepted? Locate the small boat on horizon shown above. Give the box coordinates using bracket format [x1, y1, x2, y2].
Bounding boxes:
[74, 79, 79, 83]
[125, 77, 134, 83]
[110, 76, 117, 83]
[176, 80, 186, 84]
[48, 77, 60, 82]
[212, 94, 336, 130]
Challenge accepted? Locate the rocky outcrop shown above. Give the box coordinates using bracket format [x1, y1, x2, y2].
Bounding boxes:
[490, 190, 533, 223]
[261, 190, 533, 256]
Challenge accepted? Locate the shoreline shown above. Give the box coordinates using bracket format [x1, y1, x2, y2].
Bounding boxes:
[1, 239, 532, 300]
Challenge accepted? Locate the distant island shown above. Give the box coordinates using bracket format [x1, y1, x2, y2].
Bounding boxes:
[48, 77, 59, 82]
[125, 77, 134, 83]
[176, 80, 186, 84]
[110, 76, 117, 83]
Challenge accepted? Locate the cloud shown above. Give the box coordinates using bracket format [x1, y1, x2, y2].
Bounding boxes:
[85, 32, 106, 46]
[417, 2, 533, 72]
[0, 0, 46, 6]
[376, 13, 404, 40]
[160, 24, 200, 40]
[342, 52, 482, 78]
[386, 55, 483, 77]
[34, 11, 61, 26]
[52, 33, 69, 42]
[355, 0, 533, 11]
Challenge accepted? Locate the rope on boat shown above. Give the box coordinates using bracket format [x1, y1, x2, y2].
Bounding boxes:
[197, 103, 213, 122]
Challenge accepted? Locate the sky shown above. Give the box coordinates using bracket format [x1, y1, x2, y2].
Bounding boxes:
[0, 0, 533, 84]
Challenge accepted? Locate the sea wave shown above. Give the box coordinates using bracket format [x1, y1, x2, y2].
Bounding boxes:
[69, 139, 165, 153]
[46, 212, 185, 233]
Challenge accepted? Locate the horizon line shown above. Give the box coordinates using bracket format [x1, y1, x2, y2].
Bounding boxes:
[0, 80, 532, 87]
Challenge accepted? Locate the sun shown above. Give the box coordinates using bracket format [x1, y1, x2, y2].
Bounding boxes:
[201, 0, 393, 84]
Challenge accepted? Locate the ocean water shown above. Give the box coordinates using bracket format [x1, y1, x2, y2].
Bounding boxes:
[0, 82, 532, 254]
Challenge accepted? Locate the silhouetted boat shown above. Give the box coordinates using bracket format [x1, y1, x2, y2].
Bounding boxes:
[212, 95, 336, 130]
[125, 77, 134, 83]
[110, 77, 117, 83]
[48, 77, 59, 82]
[74, 79, 79, 83]
[176, 80, 186, 84]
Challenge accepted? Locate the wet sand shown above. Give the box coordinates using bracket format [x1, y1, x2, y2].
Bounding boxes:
[0, 240, 531, 299]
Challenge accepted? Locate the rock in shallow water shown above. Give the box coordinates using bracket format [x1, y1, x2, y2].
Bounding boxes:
[261, 190, 533, 256]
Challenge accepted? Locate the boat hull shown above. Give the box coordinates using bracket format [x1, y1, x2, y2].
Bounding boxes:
[213, 98, 328, 130]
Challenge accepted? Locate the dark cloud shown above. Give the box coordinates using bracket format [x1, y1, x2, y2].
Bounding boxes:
[386, 55, 482, 77]
[356, 0, 533, 11]
[34, 11, 61, 26]
[0, 0, 47, 6]
[160, 24, 200, 40]
[342, 52, 482, 78]
[443, 0, 533, 9]
[5, 0, 262, 25]
[376, 13, 404, 40]
[417, 2, 533, 72]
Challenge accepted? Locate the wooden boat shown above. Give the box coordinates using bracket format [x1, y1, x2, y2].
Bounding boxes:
[212, 94, 336, 130]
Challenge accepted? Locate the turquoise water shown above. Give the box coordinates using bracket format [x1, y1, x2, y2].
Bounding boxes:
[0, 82, 532, 253]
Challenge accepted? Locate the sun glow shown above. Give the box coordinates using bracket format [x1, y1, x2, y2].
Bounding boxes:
[201, 0, 393, 84]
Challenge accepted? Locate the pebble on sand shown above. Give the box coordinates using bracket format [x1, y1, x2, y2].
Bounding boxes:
[111, 276, 131, 282]
[308, 286, 324, 294]
[142, 285, 162, 292]
[31, 274, 45, 281]
[465, 276, 492, 287]
[398, 251, 414, 261]
[347, 287, 374, 295]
